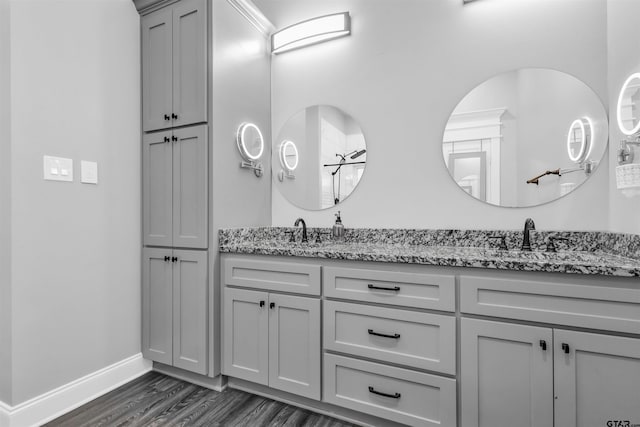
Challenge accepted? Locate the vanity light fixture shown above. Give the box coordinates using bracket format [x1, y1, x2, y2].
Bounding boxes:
[566, 117, 592, 163]
[271, 12, 351, 55]
[236, 122, 265, 177]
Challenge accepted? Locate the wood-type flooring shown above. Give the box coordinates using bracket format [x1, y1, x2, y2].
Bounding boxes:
[44, 372, 359, 427]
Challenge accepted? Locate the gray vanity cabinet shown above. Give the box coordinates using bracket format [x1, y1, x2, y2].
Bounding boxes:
[142, 247, 208, 375]
[141, 0, 207, 132]
[222, 287, 321, 400]
[460, 275, 640, 427]
[142, 125, 208, 249]
[553, 330, 640, 427]
[460, 318, 554, 427]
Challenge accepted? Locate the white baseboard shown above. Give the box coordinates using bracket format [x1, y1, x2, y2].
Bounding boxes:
[0, 353, 152, 427]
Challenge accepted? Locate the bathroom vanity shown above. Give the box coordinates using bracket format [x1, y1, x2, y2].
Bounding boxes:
[219, 228, 640, 427]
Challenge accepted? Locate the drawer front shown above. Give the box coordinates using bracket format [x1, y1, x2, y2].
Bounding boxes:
[460, 275, 640, 334]
[323, 354, 457, 427]
[324, 266, 455, 311]
[324, 301, 456, 374]
[223, 257, 321, 295]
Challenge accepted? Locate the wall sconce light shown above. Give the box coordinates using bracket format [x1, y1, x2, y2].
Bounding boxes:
[236, 122, 265, 177]
[271, 12, 351, 55]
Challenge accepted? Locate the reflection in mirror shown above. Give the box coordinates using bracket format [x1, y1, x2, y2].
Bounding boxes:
[442, 68, 608, 208]
[278, 140, 299, 180]
[567, 118, 592, 163]
[273, 105, 367, 210]
[617, 73, 640, 136]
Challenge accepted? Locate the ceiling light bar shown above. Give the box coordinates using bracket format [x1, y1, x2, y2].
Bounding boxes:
[271, 12, 351, 55]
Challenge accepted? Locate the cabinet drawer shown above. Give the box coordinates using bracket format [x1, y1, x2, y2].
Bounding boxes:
[223, 257, 320, 295]
[324, 301, 456, 374]
[460, 275, 640, 334]
[323, 354, 456, 427]
[324, 266, 455, 311]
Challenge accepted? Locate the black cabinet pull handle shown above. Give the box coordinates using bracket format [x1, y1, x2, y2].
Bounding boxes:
[171, 256, 178, 263]
[562, 343, 570, 354]
[171, 113, 178, 120]
[164, 114, 170, 121]
[164, 256, 170, 262]
[164, 136, 170, 143]
[269, 302, 275, 309]
[171, 135, 178, 142]
[259, 300, 265, 308]
[368, 329, 400, 339]
[367, 284, 400, 292]
[368, 386, 401, 399]
[539, 340, 547, 351]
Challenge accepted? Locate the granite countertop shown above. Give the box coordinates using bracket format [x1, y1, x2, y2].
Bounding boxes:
[219, 228, 640, 278]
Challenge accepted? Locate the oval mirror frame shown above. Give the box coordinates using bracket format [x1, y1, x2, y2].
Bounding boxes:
[273, 105, 367, 210]
[236, 122, 264, 161]
[616, 72, 640, 136]
[442, 68, 608, 208]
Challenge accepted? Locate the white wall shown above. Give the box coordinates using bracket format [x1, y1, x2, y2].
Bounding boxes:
[9, 0, 141, 404]
[263, 0, 609, 231]
[608, 0, 640, 235]
[209, 0, 272, 375]
[0, 0, 12, 406]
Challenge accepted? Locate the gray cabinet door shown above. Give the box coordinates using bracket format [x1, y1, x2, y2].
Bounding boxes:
[172, 249, 208, 375]
[268, 294, 321, 400]
[461, 318, 553, 427]
[142, 248, 173, 365]
[554, 330, 640, 427]
[222, 287, 269, 385]
[172, 0, 207, 128]
[141, 7, 173, 132]
[172, 125, 208, 248]
[143, 131, 173, 247]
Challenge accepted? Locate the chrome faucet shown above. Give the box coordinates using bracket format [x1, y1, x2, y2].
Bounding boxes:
[521, 218, 535, 251]
[294, 218, 308, 243]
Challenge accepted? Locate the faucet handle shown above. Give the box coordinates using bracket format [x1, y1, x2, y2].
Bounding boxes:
[546, 235, 569, 253]
[284, 231, 296, 242]
[488, 235, 508, 250]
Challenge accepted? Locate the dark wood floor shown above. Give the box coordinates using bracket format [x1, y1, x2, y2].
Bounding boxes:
[44, 372, 359, 427]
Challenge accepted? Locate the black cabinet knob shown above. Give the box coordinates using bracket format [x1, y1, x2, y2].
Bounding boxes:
[164, 136, 170, 143]
[164, 256, 170, 262]
[562, 343, 570, 354]
[171, 135, 178, 142]
[259, 300, 265, 308]
[164, 114, 170, 121]
[539, 340, 547, 351]
[171, 256, 178, 263]
[171, 113, 178, 120]
[269, 302, 275, 309]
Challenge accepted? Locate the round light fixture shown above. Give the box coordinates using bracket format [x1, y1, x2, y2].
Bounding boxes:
[236, 122, 264, 161]
[280, 140, 299, 171]
[616, 72, 640, 136]
[567, 117, 591, 163]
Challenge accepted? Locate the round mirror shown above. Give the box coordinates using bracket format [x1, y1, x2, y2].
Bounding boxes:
[273, 105, 367, 210]
[616, 73, 640, 136]
[236, 122, 264, 161]
[442, 68, 608, 208]
[567, 117, 592, 163]
[280, 140, 299, 171]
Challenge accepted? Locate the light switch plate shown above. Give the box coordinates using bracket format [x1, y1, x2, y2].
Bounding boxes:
[43, 156, 73, 182]
[81, 160, 98, 184]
